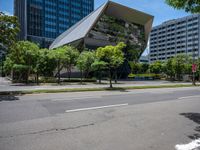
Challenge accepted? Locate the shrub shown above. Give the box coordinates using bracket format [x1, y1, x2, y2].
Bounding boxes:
[128, 73, 161, 79]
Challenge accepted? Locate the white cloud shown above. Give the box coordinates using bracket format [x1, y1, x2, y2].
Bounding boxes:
[3, 11, 13, 16]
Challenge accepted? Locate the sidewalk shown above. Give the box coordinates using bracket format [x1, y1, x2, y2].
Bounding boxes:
[0, 77, 195, 93]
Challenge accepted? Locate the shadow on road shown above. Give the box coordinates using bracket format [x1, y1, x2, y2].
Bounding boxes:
[180, 113, 200, 140]
[0, 95, 19, 102]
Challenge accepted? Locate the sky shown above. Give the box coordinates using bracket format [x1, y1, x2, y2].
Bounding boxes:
[0, 0, 190, 55]
[0, 0, 190, 26]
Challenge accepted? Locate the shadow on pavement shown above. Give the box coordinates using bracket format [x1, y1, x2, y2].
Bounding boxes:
[105, 87, 129, 92]
[0, 95, 19, 102]
[180, 113, 200, 140]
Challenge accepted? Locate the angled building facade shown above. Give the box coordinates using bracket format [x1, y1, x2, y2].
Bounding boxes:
[50, 1, 153, 77]
[14, 0, 94, 48]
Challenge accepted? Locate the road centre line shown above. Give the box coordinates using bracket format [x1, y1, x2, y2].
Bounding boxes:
[65, 103, 128, 113]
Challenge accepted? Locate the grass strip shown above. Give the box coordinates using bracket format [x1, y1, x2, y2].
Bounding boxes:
[0, 84, 199, 95]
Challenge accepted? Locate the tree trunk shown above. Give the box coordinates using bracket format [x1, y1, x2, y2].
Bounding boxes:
[57, 61, 61, 84]
[26, 67, 30, 84]
[69, 70, 71, 81]
[85, 70, 89, 78]
[36, 72, 39, 85]
[109, 69, 112, 88]
[99, 70, 101, 84]
[114, 69, 117, 84]
[192, 72, 196, 85]
[69, 69, 71, 80]
[58, 70, 61, 84]
[170, 74, 173, 81]
[199, 74, 200, 82]
[67, 67, 71, 81]
[26, 59, 31, 84]
[80, 70, 83, 84]
[11, 69, 14, 82]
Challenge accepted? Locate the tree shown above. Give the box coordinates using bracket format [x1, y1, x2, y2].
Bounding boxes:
[96, 42, 126, 88]
[48, 46, 70, 84]
[140, 63, 149, 73]
[149, 61, 163, 74]
[163, 55, 192, 81]
[129, 62, 142, 74]
[91, 60, 107, 84]
[172, 55, 187, 81]
[4, 41, 40, 82]
[3, 57, 14, 76]
[197, 58, 200, 81]
[35, 49, 57, 84]
[20, 41, 40, 82]
[0, 12, 20, 53]
[63, 46, 79, 80]
[76, 51, 95, 83]
[165, 0, 200, 13]
[184, 56, 193, 75]
[0, 12, 20, 76]
[164, 58, 175, 80]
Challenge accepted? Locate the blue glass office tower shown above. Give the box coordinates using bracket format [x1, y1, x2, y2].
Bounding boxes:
[14, 0, 94, 48]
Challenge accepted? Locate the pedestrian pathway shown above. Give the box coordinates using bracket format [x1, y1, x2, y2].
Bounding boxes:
[0, 77, 195, 92]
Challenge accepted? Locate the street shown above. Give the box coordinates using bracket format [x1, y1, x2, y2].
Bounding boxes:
[0, 87, 200, 150]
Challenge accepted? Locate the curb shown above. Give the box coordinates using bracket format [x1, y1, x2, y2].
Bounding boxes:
[0, 84, 198, 95]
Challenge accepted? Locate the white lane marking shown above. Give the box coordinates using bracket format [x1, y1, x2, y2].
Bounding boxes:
[175, 138, 200, 150]
[52, 96, 102, 101]
[178, 95, 200, 100]
[65, 103, 128, 113]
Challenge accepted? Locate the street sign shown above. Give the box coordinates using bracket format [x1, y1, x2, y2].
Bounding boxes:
[192, 64, 197, 73]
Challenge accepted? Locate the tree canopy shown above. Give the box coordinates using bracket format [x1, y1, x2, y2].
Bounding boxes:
[165, 0, 200, 13]
[36, 48, 57, 77]
[48, 46, 70, 83]
[4, 41, 40, 82]
[91, 60, 107, 83]
[149, 61, 163, 74]
[0, 12, 20, 54]
[76, 51, 95, 82]
[96, 42, 126, 88]
[63, 45, 79, 80]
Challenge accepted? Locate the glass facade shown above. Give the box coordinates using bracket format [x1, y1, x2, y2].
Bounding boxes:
[15, 0, 94, 47]
[149, 14, 200, 63]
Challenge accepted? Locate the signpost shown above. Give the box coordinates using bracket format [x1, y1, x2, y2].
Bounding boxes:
[192, 64, 197, 85]
[192, 64, 197, 73]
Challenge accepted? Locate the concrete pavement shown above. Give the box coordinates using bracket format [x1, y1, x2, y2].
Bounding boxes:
[0, 87, 200, 150]
[0, 77, 195, 92]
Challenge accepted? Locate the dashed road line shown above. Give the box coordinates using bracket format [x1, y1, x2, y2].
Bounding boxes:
[65, 103, 128, 113]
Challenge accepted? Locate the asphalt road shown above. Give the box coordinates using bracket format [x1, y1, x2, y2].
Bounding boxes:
[0, 87, 200, 150]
